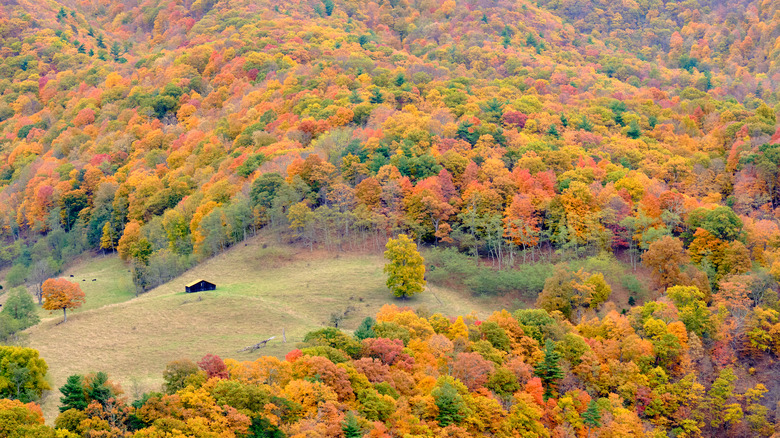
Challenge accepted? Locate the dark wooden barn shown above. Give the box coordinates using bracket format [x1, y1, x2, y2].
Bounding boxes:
[185, 280, 216, 293]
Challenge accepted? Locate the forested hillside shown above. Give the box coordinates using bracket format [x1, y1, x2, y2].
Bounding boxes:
[2, 0, 779, 288]
[1, 0, 780, 436]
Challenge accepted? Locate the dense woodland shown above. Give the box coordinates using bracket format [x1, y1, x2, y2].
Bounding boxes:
[1, 0, 780, 436]
[2, 302, 779, 437]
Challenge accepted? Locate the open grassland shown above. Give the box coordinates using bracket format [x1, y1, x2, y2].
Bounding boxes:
[24, 237, 498, 420]
[42, 255, 136, 316]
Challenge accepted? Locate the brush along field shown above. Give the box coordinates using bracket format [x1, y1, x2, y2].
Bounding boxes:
[25, 237, 498, 420]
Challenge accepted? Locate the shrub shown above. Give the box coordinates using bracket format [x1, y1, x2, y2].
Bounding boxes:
[162, 359, 199, 394]
[303, 327, 362, 358]
[300, 346, 350, 364]
[621, 274, 647, 300]
[426, 248, 552, 297]
[466, 266, 551, 297]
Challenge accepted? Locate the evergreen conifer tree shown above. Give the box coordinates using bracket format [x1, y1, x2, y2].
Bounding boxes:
[88, 372, 113, 407]
[323, 0, 335, 16]
[432, 381, 467, 427]
[59, 375, 87, 412]
[534, 339, 564, 399]
[582, 399, 601, 437]
[341, 412, 363, 437]
[578, 116, 593, 131]
[354, 317, 376, 340]
[369, 88, 384, 104]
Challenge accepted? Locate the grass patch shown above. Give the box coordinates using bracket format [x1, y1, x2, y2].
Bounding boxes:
[38, 255, 135, 318]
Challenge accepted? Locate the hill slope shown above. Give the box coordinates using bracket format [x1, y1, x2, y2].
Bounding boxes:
[24, 236, 496, 419]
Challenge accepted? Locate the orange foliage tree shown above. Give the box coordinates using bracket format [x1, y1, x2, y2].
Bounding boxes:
[42, 278, 86, 323]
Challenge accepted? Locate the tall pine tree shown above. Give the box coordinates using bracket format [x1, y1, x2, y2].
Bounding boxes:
[369, 88, 384, 104]
[87, 372, 113, 407]
[534, 339, 564, 400]
[432, 381, 467, 427]
[582, 399, 601, 437]
[59, 375, 87, 412]
[341, 412, 363, 437]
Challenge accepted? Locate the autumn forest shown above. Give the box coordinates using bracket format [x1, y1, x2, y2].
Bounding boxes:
[1, 0, 780, 436]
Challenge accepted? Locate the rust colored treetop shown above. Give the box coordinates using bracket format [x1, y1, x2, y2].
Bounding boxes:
[42, 278, 86, 323]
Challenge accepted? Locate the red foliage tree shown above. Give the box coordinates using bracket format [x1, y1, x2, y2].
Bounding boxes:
[197, 354, 228, 379]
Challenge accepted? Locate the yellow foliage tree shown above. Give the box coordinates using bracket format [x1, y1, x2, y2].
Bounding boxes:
[383, 234, 426, 299]
[117, 221, 141, 261]
[100, 222, 115, 252]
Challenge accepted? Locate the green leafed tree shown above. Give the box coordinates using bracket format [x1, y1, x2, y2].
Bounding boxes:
[323, 0, 335, 16]
[86, 372, 114, 408]
[383, 234, 426, 299]
[353, 317, 376, 340]
[666, 285, 712, 337]
[626, 120, 641, 139]
[110, 41, 122, 60]
[369, 88, 384, 104]
[248, 416, 285, 438]
[0, 346, 50, 402]
[0, 288, 39, 340]
[162, 358, 200, 394]
[708, 367, 738, 429]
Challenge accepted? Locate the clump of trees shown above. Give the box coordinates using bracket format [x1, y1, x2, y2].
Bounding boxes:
[536, 265, 612, 322]
[0, 346, 50, 402]
[0, 288, 39, 342]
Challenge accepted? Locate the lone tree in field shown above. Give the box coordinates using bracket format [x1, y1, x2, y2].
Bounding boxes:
[383, 234, 426, 299]
[42, 278, 85, 323]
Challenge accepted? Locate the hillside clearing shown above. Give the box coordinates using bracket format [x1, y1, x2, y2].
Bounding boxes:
[24, 237, 497, 420]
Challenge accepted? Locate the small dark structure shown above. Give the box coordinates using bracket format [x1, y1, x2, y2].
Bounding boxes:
[185, 280, 216, 293]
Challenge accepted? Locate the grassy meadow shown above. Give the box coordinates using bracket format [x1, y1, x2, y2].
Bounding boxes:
[23, 237, 498, 420]
[43, 255, 136, 316]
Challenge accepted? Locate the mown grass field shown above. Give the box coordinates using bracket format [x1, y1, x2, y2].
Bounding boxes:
[23, 237, 498, 420]
[42, 255, 136, 316]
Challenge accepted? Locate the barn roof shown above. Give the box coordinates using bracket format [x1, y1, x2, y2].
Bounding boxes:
[186, 279, 214, 288]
